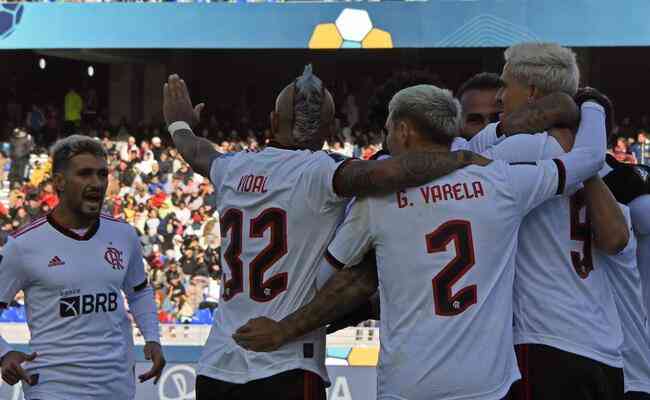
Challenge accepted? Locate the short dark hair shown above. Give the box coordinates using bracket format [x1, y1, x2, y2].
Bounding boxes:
[368, 69, 443, 131]
[51, 135, 107, 174]
[456, 72, 503, 99]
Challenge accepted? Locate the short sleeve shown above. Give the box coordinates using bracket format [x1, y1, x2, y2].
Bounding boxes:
[504, 160, 562, 216]
[0, 239, 26, 306]
[208, 153, 237, 191]
[302, 151, 351, 211]
[123, 228, 148, 293]
[630, 195, 650, 236]
[326, 197, 374, 269]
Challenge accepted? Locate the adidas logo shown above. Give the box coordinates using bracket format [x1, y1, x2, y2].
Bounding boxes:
[48, 256, 65, 267]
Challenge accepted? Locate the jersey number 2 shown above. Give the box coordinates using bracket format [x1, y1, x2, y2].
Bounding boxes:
[220, 208, 288, 302]
[427, 220, 477, 316]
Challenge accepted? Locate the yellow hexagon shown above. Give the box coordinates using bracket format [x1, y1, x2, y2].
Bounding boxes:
[347, 347, 379, 366]
[361, 28, 393, 49]
[309, 23, 343, 49]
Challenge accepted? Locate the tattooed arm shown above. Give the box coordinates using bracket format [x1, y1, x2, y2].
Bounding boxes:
[333, 150, 489, 198]
[233, 253, 379, 352]
[499, 92, 579, 136]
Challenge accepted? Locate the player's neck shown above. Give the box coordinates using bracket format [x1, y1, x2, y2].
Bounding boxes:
[50, 206, 98, 230]
[408, 142, 450, 153]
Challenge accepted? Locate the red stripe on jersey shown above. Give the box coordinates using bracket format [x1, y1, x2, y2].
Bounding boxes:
[553, 158, 566, 195]
[11, 216, 47, 237]
[11, 219, 48, 238]
[100, 213, 126, 224]
[324, 250, 345, 270]
[304, 371, 311, 400]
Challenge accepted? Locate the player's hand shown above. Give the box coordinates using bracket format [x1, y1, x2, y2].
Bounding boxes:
[232, 317, 288, 352]
[1, 351, 37, 386]
[574, 87, 615, 136]
[138, 342, 166, 385]
[163, 74, 205, 128]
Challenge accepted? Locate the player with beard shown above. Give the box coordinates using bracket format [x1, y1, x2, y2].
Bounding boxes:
[0, 135, 165, 400]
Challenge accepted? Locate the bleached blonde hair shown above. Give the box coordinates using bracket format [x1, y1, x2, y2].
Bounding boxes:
[504, 42, 580, 96]
[388, 84, 461, 144]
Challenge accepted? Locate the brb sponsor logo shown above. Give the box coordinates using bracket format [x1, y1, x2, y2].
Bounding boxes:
[59, 290, 118, 318]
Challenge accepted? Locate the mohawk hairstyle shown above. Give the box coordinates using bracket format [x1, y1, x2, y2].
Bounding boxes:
[292, 64, 324, 146]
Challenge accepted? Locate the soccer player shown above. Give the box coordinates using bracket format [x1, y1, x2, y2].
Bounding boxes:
[600, 158, 650, 399]
[232, 84, 606, 400]
[0, 136, 165, 400]
[162, 68, 488, 400]
[451, 44, 627, 400]
[324, 70, 579, 335]
[457, 72, 504, 139]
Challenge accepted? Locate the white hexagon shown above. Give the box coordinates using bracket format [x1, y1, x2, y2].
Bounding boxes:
[335, 9, 373, 42]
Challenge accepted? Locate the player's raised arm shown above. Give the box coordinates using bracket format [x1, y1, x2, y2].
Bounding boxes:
[332, 150, 489, 198]
[507, 100, 606, 217]
[163, 74, 222, 178]
[457, 92, 579, 155]
[498, 92, 579, 137]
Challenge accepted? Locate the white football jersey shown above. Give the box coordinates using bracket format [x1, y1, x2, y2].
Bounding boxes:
[601, 205, 650, 393]
[327, 159, 566, 400]
[460, 131, 623, 367]
[630, 195, 650, 323]
[197, 146, 349, 384]
[0, 214, 146, 400]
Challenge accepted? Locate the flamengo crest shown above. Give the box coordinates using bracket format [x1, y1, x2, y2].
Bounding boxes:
[104, 247, 124, 270]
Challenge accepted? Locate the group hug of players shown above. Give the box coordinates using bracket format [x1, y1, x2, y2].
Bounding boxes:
[2, 41, 650, 400]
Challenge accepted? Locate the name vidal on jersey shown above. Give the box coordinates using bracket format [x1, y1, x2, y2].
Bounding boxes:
[397, 181, 485, 208]
[236, 175, 269, 193]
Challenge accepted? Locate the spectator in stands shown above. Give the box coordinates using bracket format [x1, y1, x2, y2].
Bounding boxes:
[457, 72, 504, 139]
[611, 137, 638, 163]
[64, 87, 83, 134]
[25, 104, 46, 144]
[9, 127, 34, 188]
[631, 130, 650, 165]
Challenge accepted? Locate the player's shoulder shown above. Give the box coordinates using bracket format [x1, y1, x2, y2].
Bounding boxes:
[100, 213, 135, 233]
[9, 215, 49, 241]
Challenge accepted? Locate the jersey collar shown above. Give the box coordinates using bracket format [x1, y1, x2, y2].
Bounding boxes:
[47, 213, 100, 241]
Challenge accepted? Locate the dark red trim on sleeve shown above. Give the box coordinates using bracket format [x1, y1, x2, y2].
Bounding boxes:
[553, 158, 566, 195]
[133, 279, 149, 292]
[0, 302, 7, 310]
[325, 250, 345, 270]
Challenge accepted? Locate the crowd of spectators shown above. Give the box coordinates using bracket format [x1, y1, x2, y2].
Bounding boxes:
[3, 75, 650, 326]
[1, 99, 384, 326]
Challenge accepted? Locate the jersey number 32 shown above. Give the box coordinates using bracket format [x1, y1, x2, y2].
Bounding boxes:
[220, 207, 288, 302]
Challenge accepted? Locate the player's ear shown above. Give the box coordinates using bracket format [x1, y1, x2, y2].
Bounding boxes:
[398, 119, 411, 145]
[52, 172, 65, 193]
